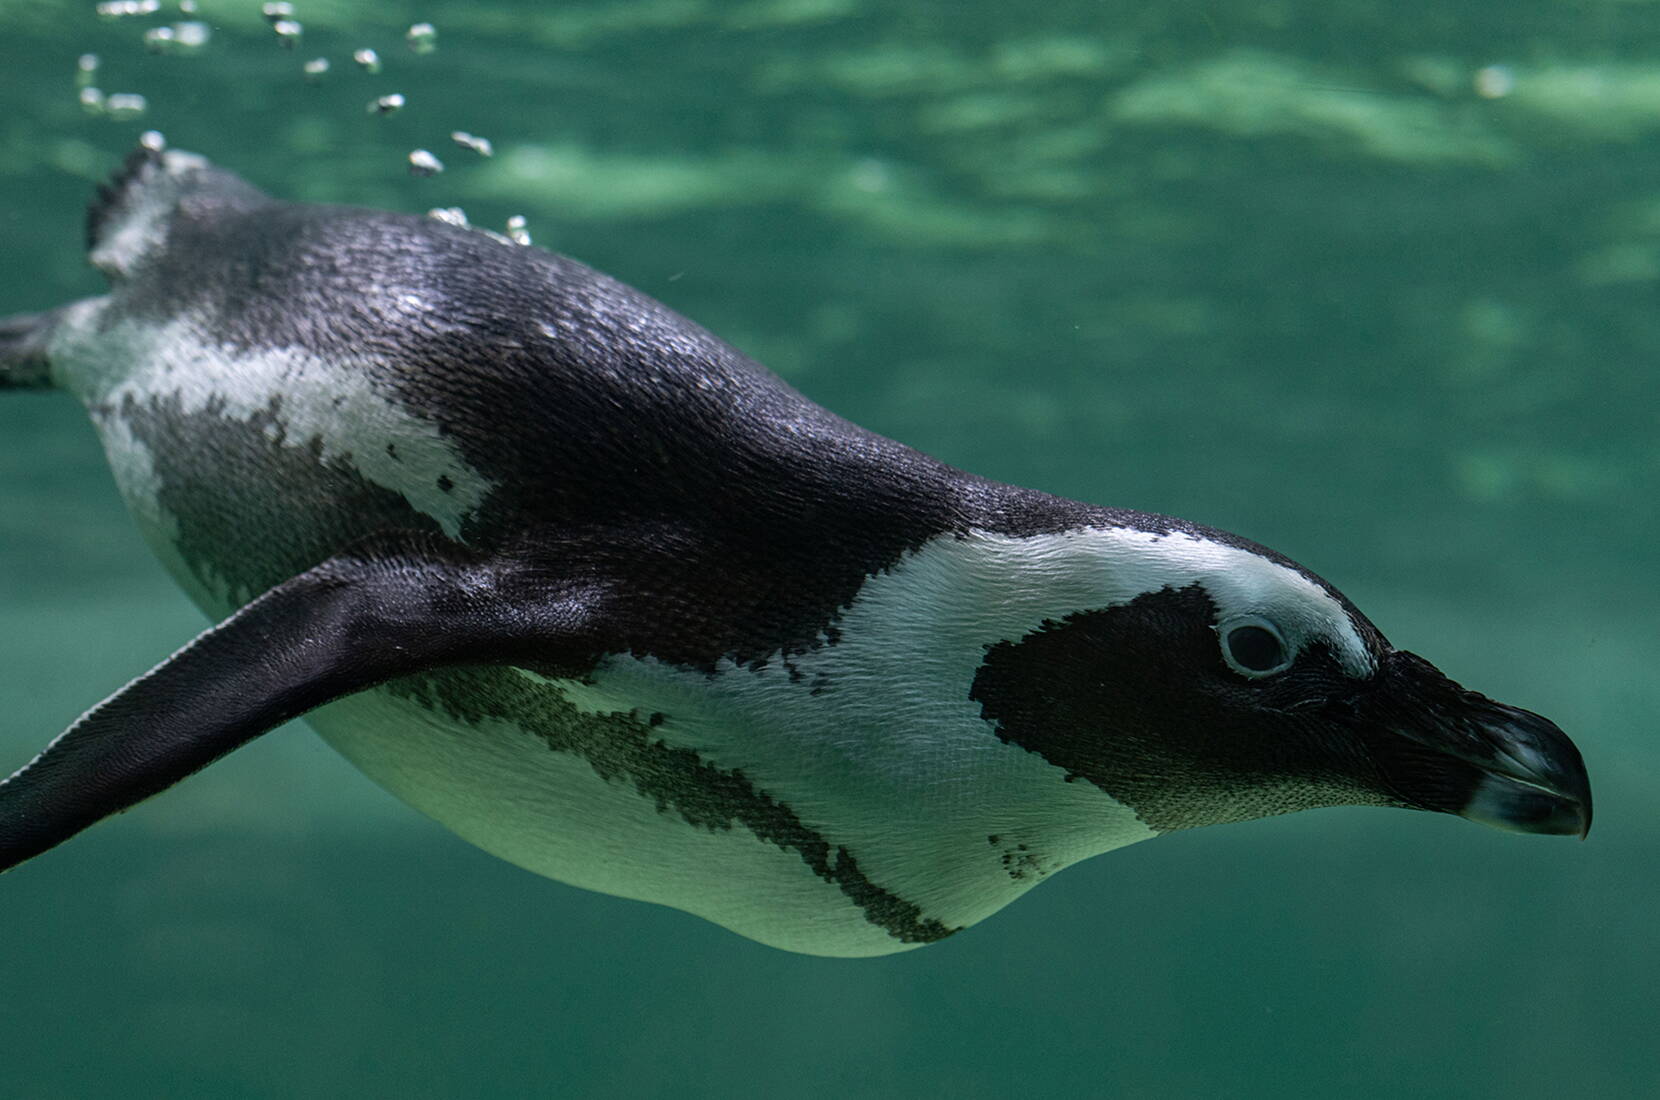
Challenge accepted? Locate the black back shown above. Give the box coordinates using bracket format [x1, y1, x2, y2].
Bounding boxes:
[99, 151, 1379, 669]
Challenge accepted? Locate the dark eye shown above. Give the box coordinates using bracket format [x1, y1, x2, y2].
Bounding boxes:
[1228, 626, 1283, 670]
[1218, 616, 1292, 677]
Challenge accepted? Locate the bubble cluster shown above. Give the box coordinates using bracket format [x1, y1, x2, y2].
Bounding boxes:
[69, 1, 509, 194]
[418, 210, 532, 249]
[95, 0, 161, 18]
[143, 21, 209, 55]
[76, 51, 148, 124]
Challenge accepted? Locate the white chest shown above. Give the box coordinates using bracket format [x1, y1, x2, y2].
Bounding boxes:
[306, 643, 1152, 957]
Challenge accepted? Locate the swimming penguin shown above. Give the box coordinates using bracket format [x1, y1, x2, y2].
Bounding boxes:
[0, 146, 1590, 957]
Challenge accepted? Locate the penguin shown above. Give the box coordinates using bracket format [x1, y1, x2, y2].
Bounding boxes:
[0, 146, 1591, 957]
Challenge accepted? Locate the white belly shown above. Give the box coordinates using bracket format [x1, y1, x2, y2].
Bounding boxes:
[298, 642, 1156, 957]
[306, 682, 905, 956]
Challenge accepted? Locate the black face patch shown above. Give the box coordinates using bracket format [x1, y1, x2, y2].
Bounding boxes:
[969, 585, 1394, 831]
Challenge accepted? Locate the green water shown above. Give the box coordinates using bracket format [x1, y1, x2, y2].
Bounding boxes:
[1, 1, 1654, 1095]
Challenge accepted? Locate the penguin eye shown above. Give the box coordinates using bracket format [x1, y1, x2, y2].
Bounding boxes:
[1218, 616, 1292, 677]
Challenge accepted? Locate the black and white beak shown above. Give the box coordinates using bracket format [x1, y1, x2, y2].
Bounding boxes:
[1454, 699, 1593, 838]
[1360, 651, 1592, 838]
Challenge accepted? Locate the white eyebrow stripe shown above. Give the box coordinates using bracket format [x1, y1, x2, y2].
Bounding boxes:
[880, 526, 1376, 678]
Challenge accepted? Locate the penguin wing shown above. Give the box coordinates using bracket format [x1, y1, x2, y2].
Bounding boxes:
[0, 311, 54, 390]
[0, 531, 606, 871]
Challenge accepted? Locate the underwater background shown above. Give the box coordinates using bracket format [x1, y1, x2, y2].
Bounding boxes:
[0, 0, 1654, 1095]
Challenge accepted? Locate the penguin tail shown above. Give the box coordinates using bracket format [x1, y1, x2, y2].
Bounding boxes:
[86, 143, 165, 257]
[85, 141, 268, 281]
[0, 311, 55, 390]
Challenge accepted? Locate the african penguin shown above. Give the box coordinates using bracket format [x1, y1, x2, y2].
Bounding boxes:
[0, 147, 1591, 957]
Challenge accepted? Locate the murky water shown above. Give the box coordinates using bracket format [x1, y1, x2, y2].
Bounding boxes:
[1, 1, 1655, 1095]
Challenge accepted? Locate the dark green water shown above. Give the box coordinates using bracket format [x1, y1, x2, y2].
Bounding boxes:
[1, 1, 1654, 1095]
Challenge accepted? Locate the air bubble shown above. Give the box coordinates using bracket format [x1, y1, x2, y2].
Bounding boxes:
[353, 48, 381, 74]
[303, 57, 330, 82]
[172, 21, 210, 51]
[506, 215, 531, 246]
[96, 0, 160, 17]
[105, 93, 149, 120]
[79, 87, 106, 115]
[179, 0, 197, 11]
[272, 19, 302, 48]
[406, 22, 437, 54]
[140, 130, 166, 151]
[368, 93, 405, 115]
[408, 149, 444, 177]
[261, 2, 294, 20]
[142, 21, 207, 54]
[427, 207, 468, 227]
[450, 131, 493, 157]
[75, 54, 100, 88]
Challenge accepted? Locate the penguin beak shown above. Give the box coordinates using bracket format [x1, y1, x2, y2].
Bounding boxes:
[1367, 651, 1592, 839]
[1451, 699, 1592, 838]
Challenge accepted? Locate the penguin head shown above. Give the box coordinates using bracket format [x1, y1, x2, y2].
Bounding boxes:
[968, 525, 1591, 838]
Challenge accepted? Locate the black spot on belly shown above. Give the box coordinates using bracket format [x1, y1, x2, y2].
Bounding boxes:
[118, 392, 441, 602]
[985, 834, 1046, 881]
[1001, 844, 1041, 881]
[399, 666, 957, 946]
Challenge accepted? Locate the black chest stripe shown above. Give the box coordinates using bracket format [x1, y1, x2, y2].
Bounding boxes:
[400, 667, 958, 945]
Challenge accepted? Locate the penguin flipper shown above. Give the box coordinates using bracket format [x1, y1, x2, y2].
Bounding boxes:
[0, 532, 603, 871]
[0, 311, 55, 390]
